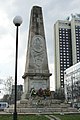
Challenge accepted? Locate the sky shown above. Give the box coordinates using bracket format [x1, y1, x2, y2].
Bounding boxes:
[0, 0, 80, 98]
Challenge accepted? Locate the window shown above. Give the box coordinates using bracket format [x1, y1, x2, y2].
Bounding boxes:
[67, 65, 69, 67]
[63, 31, 65, 33]
[66, 37, 68, 39]
[60, 33, 62, 35]
[66, 43, 69, 45]
[61, 58, 62, 61]
[77, 54, 79, 56]
[77, 60, 80, 62]
[60, 36, 62, 38]
[77, 51, 79, 53]
[76, 37, 79, 39]
[63, 36, 65, 39]
[60, 44, 62, 46]
[67, 59, 69, 61]
[67, 56, 69, 58]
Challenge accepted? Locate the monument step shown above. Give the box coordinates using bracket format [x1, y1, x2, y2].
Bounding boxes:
[19, 99, 70, 107]
[4, 107, 78, 113]
[9, 99, 71, 108]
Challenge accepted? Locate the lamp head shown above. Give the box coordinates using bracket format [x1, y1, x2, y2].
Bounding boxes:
[13, 16, 23, 26]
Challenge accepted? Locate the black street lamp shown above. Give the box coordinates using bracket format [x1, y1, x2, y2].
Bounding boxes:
[13, 16, 23, 120]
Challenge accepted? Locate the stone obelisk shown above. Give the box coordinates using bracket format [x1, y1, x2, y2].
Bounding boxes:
[22, 6, 51, 97]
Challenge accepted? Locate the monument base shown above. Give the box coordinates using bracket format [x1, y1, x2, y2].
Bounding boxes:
[4, 94, 78, 113]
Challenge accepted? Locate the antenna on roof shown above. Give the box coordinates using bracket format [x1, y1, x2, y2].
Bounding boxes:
[71, 14, 76, 18]
[76, 13, 80, 18]
[66, 16, 70, 20]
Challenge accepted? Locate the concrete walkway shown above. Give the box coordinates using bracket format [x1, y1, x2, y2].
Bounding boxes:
[45, 115, 61, 120]
[45, 115, 55, 120]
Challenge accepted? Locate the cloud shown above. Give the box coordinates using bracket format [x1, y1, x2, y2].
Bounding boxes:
[0, 22, 15, 64]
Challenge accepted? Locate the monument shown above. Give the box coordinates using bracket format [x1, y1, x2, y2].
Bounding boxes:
[22, 6, 52, 98]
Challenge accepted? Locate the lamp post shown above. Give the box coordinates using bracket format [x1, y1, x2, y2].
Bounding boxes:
[13, 16, 22, 120]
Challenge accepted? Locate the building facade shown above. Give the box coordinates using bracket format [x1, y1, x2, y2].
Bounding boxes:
[10, 85, 23, 104]
[64, 62, 80, 103]
[54, 17, 80, 90]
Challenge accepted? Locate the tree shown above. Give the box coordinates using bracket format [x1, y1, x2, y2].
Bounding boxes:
[2, 94, 9, 103]
[4, 76, 14, 95]
[54, 88, 65, 101]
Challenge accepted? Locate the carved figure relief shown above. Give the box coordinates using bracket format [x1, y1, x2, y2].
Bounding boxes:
[31, 35, 45, 68]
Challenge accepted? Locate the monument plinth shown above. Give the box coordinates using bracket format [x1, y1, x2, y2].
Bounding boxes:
[22, 6, 52, 97]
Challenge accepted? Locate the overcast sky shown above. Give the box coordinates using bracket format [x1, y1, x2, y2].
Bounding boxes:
[0, 0, 80, 97]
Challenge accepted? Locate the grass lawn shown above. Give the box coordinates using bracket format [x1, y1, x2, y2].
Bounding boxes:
[0, 114, 49, 120]
[55, 114, 80, 120]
